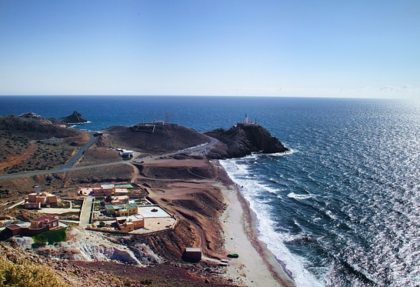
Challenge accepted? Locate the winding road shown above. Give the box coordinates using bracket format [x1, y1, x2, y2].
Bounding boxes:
[0, 135, 220, 181]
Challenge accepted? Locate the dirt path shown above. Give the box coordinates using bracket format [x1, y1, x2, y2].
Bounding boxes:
[0, 143, 37, 171]
[129, 163, 140, 183]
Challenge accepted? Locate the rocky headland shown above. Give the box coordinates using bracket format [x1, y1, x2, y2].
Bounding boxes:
[206, 123, 289, 159]
[101, 121, 288, 160]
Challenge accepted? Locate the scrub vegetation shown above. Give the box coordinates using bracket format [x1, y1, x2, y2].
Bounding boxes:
[0, 256, 68, 287]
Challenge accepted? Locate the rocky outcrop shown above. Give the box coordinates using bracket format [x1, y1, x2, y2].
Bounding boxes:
[61, 111, 87, 124]
[206, 123, 288, 158]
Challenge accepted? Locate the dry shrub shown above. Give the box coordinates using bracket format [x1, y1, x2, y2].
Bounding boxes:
[0, 256, 68, 287]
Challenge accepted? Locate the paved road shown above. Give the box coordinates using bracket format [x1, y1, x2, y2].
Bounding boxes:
[79, 196, 93, 227]
[60, 133, 97, 170]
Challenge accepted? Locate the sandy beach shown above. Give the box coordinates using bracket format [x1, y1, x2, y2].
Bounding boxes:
[220, 183, 296, 287]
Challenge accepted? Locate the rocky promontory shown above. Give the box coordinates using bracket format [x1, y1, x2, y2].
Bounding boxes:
[206, 123, 288, 158]
[62, 111, 87, 124]
[100, 121, 288, 159]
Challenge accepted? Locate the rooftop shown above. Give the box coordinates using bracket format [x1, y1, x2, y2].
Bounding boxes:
[138, 206, 171, 218]
[114, 184, 134, 189]
[185, 247, 202, 252]
[32, 215, 58, 222]
[105, 203, 137, 210]
[6, 224, 21, 231]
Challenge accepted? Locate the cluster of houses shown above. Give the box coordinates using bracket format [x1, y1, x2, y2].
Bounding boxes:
[0, 182, 202, 263]
[1, 182, 175, 242]
[76, 183, 177, 234]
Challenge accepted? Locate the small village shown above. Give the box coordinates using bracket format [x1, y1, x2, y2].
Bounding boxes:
[0, 182, 178, 248]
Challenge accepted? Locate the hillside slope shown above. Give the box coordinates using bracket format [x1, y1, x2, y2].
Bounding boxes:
[102, 123, 209, 154]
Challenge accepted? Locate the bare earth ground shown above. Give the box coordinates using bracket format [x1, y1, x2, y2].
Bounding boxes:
[77, 145, 121, 166]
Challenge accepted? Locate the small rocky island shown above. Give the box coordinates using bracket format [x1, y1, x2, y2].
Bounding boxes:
[61, 111, 88, 124]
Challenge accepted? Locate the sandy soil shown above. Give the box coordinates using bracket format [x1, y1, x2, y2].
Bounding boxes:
[220, 184, 295, 287]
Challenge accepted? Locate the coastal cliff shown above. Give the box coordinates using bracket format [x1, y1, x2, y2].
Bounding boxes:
[206, 123, 288, 159]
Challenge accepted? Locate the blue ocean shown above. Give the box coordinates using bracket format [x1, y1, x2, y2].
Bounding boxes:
[0, 96, 419, 286]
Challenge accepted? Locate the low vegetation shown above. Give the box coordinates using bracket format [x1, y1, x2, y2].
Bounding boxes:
[0, 131, 29, 161]
[4, 143, 74, 174]
[0, 256, 68, 287]
[33, 228, 67, 247]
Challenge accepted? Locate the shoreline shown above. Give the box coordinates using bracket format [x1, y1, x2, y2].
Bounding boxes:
[217, 161, 295, 287]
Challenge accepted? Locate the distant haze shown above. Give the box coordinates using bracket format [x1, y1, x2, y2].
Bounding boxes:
[0, 0, 419, 99]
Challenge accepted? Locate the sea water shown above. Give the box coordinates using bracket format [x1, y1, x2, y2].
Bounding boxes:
[0, 96, 419, 286]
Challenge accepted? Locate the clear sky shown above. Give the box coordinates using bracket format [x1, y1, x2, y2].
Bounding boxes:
[0, 0, 419, 98]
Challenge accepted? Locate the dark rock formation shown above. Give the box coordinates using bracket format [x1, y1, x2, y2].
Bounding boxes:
[62, 111, 87, 124]
[206, 123, 288, 158]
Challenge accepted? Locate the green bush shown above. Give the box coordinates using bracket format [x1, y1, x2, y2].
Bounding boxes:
[32, 228, 66, 246]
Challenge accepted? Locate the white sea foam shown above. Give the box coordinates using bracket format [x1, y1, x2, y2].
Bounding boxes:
[287, 192, 313, 200]
[269, 148, 297, 157]
[220, 159, 324, 287]
[255, 182, 279, 194]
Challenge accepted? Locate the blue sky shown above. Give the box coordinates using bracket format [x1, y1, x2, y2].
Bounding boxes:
[0, 0, 419, 98]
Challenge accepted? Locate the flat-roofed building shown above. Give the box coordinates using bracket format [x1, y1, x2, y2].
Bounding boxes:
[105, 203, 138, 217]
[30, 215, 59, 230]
[117, 214, 144, 232]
